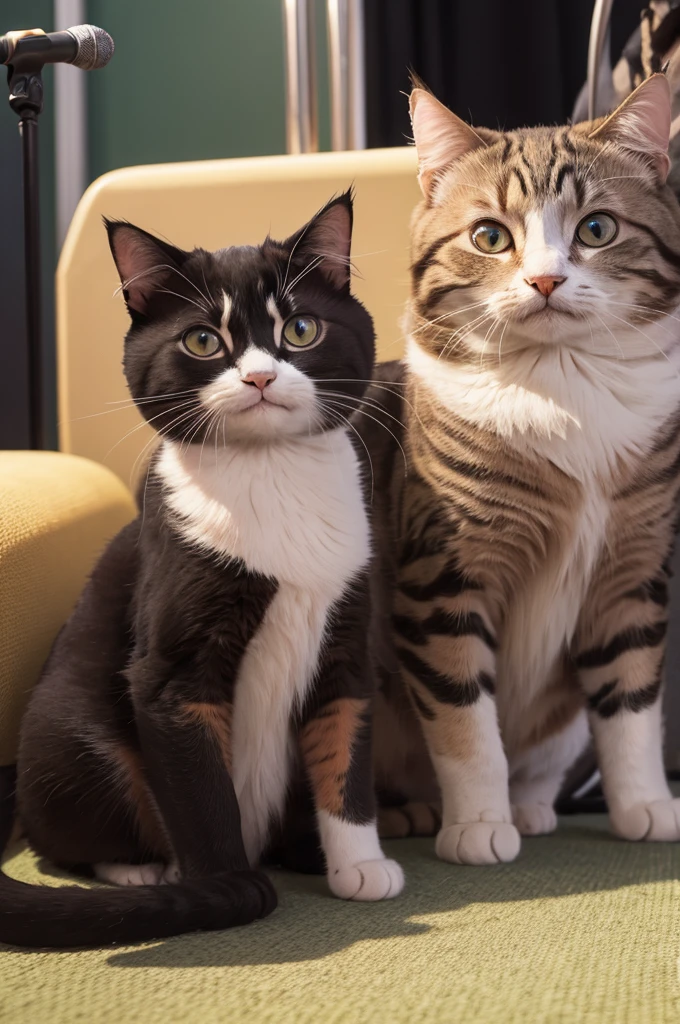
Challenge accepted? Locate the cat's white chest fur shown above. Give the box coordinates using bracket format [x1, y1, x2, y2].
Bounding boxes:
[408, 336, 680, 746]
[156, 429, 369, 862]
[157, 429, 370, 592]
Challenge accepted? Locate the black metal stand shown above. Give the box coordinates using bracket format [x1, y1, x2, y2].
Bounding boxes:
[7, 61, 45, 450]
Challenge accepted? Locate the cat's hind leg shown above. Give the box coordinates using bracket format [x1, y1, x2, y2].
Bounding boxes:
[510, 711, 589, 836]
[378, 801, 441, 839]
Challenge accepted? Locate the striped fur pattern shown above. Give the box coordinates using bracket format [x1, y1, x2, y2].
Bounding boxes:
[369, 75, 680, 862]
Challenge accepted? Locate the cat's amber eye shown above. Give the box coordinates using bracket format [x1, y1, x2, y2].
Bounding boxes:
[576, 212, 618, 248]
[471, 221, 513, 254]
[283, 316, 320, 349]
[181, 328, 223, 359]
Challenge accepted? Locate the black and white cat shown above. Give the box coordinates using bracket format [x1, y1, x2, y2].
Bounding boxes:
[0, 192, 403, 949]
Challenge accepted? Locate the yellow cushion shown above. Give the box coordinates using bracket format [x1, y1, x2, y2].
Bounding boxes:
[0, 452, 136, 764]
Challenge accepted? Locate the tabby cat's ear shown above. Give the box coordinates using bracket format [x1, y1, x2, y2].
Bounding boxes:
[105, 219, 189, 316]
[409, 87, 500, 199]
[282, 191, 353, 291]
[587, 73, 671, 182]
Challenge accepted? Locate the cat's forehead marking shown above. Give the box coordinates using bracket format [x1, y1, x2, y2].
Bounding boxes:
[220, 290, 235, 353]
[266, 295, 284, 348]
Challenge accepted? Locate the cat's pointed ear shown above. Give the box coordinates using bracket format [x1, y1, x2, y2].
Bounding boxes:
[105, 219, 188, 316]
[281, 191, 353, 291]
[587, 73, 671, 182]
[409, 86, 500, 198]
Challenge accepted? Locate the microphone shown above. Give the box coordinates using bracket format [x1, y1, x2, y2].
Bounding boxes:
[0, 25, 114, 71]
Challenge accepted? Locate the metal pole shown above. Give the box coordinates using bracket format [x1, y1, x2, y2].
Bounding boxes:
[54, 0, 87, 247]
[327, 0, 348, 151]
[283, 0, 318, 154]
[587, 0, 615, 120]
[347, 0, 366, 150]
[8, 61, 46, 450]
[327, 0, 366, 151]
[20, 115, 44, 450]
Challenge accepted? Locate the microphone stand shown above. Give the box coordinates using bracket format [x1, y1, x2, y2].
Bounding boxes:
[6, 54, 46, 450]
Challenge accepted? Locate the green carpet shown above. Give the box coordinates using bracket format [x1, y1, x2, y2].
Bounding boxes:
[2, 814, 680, 1024]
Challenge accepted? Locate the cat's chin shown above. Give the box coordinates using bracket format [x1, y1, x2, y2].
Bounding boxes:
[217, 401, 320, 443]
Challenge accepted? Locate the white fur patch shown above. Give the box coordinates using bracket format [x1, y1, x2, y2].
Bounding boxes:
[220, 291, 234, 353]
[591, 698, 671, 812]
[266, 295, 284, 347]
[318, 811, 404, 900]
[501, 482, 610, 749]
[407, 335, 680, 481]
[156, 430, 370, 862]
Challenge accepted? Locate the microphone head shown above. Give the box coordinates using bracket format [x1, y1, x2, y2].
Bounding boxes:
[67, 24, 114, 70]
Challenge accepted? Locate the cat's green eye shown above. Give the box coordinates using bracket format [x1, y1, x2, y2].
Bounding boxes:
[471, 221, 513, 254]
[576, 212, 618, 248]
[283, 316, 320, 349]
[181, 328, 222, 359]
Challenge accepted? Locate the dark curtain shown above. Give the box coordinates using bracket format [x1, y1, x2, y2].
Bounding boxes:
[365, 0, 646, 147]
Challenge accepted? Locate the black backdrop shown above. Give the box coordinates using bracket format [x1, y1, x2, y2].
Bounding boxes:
[365, 0, 646, 147]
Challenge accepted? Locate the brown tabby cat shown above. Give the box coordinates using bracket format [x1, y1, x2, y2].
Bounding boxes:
[366, 73, 680, 864]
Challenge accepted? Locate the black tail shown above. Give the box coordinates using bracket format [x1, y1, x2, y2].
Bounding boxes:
[0, 767, 277, 949]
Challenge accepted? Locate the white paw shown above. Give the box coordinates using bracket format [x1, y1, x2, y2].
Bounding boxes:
[328, 858, 404, 901]
[512, 802, 558, 836]
[94, 862, 180, 886]
[436, 821, 521, 864]
[610, 797, 680, 841]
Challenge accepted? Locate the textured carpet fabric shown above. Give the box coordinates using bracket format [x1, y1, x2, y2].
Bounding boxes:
[2, 813, 679, 1023]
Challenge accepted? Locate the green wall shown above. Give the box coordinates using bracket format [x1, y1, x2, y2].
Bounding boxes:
[1, 0, 330, 447]
[87, 0, 330, 179]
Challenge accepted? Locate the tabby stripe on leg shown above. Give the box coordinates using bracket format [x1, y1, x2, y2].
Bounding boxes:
[397, 646, 494, 705]
[587, 676, 663, 718]
[408, 685, 436, 720]
[392, 610, 496, 649]
[575, 621, 667, 669]
[299, 698, 369, 817]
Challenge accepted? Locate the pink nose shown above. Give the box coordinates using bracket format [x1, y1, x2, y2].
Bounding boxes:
[242, 371, 276, 391]
[525, 275, 566, 297]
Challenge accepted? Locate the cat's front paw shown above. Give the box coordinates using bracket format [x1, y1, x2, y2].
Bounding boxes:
[436, 821, 521, 865]
[512, 802, 558, 836]
[328, 858, 404, 901]
[610, 797, 680, 841]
